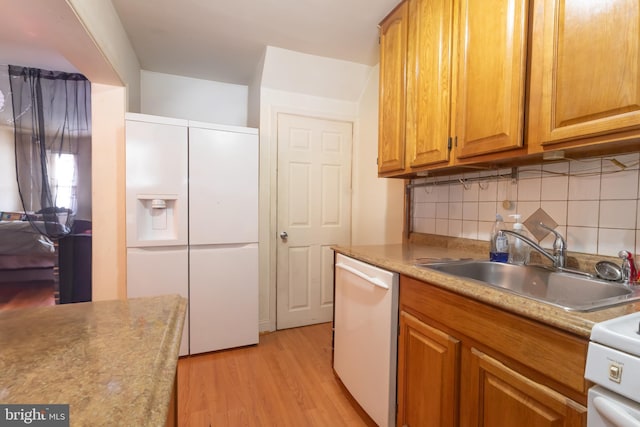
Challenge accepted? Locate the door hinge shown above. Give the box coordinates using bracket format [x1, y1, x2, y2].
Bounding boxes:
[447, 137, 452, 151]
[376, 157, 379, 165]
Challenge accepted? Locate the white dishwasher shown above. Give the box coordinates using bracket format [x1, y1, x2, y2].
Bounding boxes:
[333, 253, 399, 427]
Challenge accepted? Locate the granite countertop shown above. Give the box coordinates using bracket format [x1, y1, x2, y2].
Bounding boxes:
[333, 243, 640, 338]
[0, 294, 187, 426]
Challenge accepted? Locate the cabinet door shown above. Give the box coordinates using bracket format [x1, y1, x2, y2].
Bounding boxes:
[189, 244, 259, 354]
[529, 0, 640, 148]
[188, 127, 258, 245]
[405, 0, 454, 168]
[453, 0, 528, 158]
[397, 311, 460, 427]
[378, 1, 408, 175]
[464, 348, 587, 427]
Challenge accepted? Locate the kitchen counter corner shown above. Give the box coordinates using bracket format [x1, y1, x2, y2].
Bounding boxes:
[0, 294, 187, 426]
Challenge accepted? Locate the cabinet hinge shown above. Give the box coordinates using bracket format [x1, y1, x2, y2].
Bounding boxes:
[447, 137, 452, 151]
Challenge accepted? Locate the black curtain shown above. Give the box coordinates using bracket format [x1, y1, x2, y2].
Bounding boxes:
[9, 65, 91, 239]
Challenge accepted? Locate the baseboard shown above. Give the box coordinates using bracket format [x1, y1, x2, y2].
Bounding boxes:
[259, 319, 275, 333]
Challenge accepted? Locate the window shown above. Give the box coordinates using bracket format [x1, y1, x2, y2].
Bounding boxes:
[48, 152, 77, 212]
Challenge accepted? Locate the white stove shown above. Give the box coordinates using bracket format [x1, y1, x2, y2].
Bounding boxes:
[585, 311, 640, 426]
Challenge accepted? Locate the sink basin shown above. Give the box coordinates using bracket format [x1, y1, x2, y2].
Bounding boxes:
[416, 260, 640, 311]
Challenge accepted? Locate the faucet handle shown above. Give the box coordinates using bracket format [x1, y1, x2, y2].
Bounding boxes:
[618, 250, 637, 284]
[538, 222, 566, 268]
[539, 222, 565, 247]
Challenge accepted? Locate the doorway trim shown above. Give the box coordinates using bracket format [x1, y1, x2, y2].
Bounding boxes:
[260, 103, 358, 332]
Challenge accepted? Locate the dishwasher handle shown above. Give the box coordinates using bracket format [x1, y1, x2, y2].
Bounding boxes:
[593, 396, 640, 427]
[335, 262, 389, 290]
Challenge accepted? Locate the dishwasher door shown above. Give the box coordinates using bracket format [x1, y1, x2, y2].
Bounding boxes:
[333, 253, 399, 427]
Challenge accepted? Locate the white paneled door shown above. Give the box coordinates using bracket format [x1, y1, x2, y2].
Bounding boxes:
[276, 113, 352, 329]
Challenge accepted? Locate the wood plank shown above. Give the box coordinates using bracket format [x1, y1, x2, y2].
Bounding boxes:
[177, 323, 377, 427]
[0, 280, 55, 311]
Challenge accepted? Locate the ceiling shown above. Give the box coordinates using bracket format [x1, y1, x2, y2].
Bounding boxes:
[0, 0, 398, 88]
[110, 0, 399, 85]
[0, 0, 92, 74]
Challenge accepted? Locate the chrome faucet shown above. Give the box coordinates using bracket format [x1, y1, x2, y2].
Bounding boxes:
[500, 222, 567, 268]
[538, 222, 567, 268]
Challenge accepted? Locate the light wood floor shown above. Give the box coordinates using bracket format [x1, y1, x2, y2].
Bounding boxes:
[0, 280, 55, 312]
[177, 322, 377, 427]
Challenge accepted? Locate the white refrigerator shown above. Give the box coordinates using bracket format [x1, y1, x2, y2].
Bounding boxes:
[125, 113, 190, 356]
[188, 121, 259, 354]
[125, 113, 259, 356]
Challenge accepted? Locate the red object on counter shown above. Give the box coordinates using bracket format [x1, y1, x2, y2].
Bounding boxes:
[627, 252, 638, 283]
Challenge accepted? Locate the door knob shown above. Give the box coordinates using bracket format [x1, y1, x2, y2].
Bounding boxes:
[280, 231, 288, 240]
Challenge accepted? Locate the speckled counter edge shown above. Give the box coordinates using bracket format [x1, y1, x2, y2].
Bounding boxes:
[146, 297, 187, 427]
[333, 243, 640, 338]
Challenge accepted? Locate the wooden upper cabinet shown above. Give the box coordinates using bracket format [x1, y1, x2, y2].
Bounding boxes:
[529, 0, 640, 149]
[378, 0, 639, 177]
[378, 2, 408, 175]
[453, 0, 528, 159]
[405, 0, 454, 168]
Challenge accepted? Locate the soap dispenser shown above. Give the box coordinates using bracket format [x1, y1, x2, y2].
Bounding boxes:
[490, 214, 509, 262]
[508, 214, 531, 265]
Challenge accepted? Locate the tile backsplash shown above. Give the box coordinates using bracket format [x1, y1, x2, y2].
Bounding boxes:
[411, 152, 640, 257]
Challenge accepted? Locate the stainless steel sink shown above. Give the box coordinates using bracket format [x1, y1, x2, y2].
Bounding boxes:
[416, 260, 640, 311]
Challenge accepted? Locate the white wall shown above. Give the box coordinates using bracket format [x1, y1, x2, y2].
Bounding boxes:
[261, 47, 372, 102]
[247, 50, 265, 128]
[0, 125, 20, 212]
[91, 83, 127, 301]
[0, 70, 17, 210]
[67, 0, 141, 111]
[352, 65, 404, 246]
[141, 70, 249, 126]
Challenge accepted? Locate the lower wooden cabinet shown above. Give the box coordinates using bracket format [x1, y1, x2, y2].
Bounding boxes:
[397, 275, 588, 426]
[397, 311, 460, 427]
[463, 348, 587, 426]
